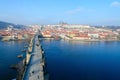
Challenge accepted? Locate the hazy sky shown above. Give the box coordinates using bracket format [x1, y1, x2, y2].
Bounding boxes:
[0, 0, 120, 25]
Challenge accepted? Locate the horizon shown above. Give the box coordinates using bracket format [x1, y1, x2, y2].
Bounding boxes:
[1, 20, 120, 27]
[0, 0, 120, 25]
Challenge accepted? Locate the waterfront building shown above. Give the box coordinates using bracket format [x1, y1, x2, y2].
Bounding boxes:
[88, 33, 99, 39]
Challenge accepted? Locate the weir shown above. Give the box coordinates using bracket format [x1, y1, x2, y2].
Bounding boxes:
[16, 34, 45, 80]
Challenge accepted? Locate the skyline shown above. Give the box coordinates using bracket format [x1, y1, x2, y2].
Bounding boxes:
[0, 0, 120, 25]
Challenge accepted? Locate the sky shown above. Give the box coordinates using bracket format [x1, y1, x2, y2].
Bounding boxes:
[0, 0, 120, 25]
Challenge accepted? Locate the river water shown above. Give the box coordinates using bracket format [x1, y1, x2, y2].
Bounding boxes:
[41, 40, 120, 80]
[1, 40, 120, 80]
[0, 41, 27, 80]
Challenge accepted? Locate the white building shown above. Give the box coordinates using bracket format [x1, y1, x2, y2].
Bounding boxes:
[62, 24, 91, 29]
[88, 33, 99, 39]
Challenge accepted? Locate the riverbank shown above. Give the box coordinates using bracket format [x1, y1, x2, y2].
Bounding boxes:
[39, 37, 120, 42]
[68, 39, 120, 42]
[0, 35, 34, 41]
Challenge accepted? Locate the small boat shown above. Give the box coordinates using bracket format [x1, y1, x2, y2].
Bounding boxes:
[17, 54, 23, 58]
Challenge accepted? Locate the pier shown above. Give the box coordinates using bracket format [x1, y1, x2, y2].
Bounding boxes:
[15, 34, 45, 80]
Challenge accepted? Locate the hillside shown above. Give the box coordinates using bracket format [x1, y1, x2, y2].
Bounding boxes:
[0, 21, 26, 29]
[0, 21, 14, 29]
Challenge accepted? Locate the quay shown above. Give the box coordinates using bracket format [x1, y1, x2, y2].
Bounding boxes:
[15, 34, 46, 80]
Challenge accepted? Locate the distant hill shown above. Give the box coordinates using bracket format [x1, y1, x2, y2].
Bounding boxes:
[94, 25, 120, 31]
[0, 21, 14, 29]
[0, 21, 26, 29]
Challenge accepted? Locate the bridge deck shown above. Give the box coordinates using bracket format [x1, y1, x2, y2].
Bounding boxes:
[23, 36, 44, 80]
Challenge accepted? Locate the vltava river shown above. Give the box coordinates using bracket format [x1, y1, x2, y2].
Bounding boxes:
[0, 41, 26, 80]
[41, 40, 120, 80]
[1, 40, 120, 80]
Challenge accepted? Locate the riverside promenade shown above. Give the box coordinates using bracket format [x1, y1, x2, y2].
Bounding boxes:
[23, 35, 45, 80]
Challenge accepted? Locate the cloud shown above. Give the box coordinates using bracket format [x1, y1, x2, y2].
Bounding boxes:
[111, 1, 120, 7]
[65, 7, 84, 15]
